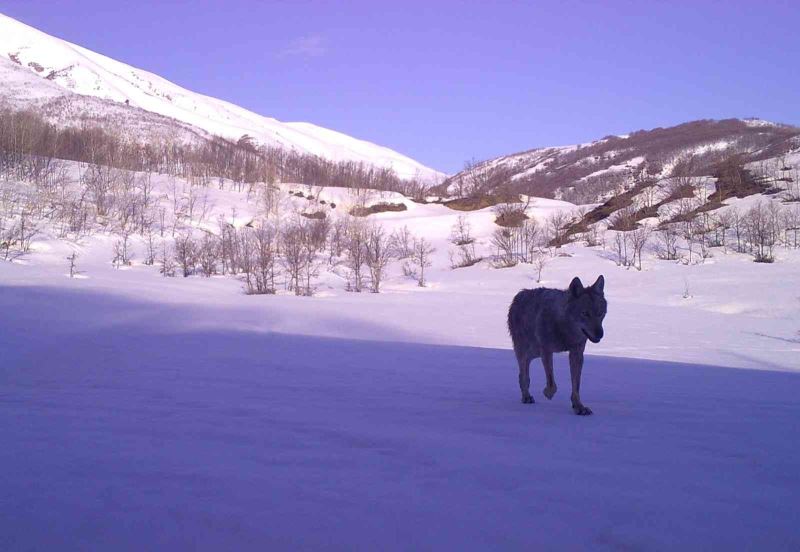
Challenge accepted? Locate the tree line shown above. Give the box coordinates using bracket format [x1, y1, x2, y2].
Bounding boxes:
[0, 106, 434, 198]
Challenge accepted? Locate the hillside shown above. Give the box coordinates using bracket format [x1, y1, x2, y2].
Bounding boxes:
[441, 119, 800, 204]
[0, 12, 443, 181]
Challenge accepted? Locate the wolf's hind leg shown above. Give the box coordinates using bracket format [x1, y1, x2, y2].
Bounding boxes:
[541, 350, 557, 400]
[517, 351, 534, 403]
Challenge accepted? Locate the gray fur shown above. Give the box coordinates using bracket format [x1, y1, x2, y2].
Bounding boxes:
[507, 275, 607, 415]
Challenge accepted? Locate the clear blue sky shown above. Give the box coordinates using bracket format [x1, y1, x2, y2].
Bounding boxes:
[3, 0, 798, 173]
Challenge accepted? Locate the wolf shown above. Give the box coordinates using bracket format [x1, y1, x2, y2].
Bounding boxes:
[507, 275, 606, 415]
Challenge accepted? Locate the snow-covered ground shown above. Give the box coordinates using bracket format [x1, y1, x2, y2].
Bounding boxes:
[2, 284, 800, 550]
[1, 172, 798, 370]
[2, 165, 800, 548]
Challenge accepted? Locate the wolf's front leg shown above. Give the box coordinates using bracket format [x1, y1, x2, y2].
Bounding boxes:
[569, 346, 592, 415]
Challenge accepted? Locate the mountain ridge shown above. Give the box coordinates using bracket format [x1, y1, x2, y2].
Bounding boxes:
[0, 12, 443, 181]
[441, 118, 800, 204]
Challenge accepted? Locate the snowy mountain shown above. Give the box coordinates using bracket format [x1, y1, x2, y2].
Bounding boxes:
[0, 12, 443, 181]
[441, 119, 800, 203]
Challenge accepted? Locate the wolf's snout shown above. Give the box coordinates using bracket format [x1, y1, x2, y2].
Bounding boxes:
[585, 327, 603, 343]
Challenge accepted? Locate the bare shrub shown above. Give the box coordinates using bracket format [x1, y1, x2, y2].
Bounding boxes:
[729, 207, 746, 253]
[656, 223, 680, 260]
[783, 205, 800, 248]
[67, 252, 80, 278]
[614, 226, 651, 270]
[364, 224, 393, 292]
[630, 226, 651, 270]
[344, 221, 368, 292]
[583, 224, 602, 247]
[489, 218, 543, 267]
[198, 234, 220, 277]
[745, 201, 781, 263]
[450, 215, 474, 246]
[411, 237, 435, 287]
[112, 230, 133, 268]
[159, 242, 176, 277]
[281, 222, 306, 295]
[453, 158, 497, 198]
[241, 225, 279, 295]
[142, 228, 157, 266]
[613, 232, 630, 267]
[493, 202, 528, 227]
[546, 210, 572, 246]
[449, 241, 481, 269]
[608, 206, 637, 231]
[300, 219, 327, 296]
[390, 225, 414, 259]
[532, 249, 549, 282]
[491, 227, 517, 267]
[174, 234, 197, 277]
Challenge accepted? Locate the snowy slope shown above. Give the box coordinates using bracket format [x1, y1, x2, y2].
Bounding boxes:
[1, 164, 798, 371]
[442, 119, 800, 202]
[1, 285, 799, 550]
[0, 12, 443, 180]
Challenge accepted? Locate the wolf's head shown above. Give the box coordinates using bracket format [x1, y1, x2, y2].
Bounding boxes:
[567, 275, 607, 344]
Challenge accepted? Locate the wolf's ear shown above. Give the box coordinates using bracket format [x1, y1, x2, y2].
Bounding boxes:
[568, 277, 583, 298]
[592, 275, 605, 294]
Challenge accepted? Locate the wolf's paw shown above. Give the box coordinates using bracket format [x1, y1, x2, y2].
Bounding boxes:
[543, 385, 557, 400]
[521, 395, 535, 404]
[572, 405, 593, 416]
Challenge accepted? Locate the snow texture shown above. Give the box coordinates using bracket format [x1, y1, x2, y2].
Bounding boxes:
[1, 285, 799, 550]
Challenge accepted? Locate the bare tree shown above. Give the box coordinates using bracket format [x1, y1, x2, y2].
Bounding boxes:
[328, 217, 348, 264]
[198, 234, 219, 277]
[112, 229, 133, 268]
[249, 225, 279, 294]
[493, 201, 528, 227]
[491, 227, 517, 267]
[532, 249, 549, 282]
[520, 218, 542, 263]
[364, 223, 393, 292]
[344, 221, 368, 292]
[143, 227, 157, 266]
[449, 215, 480, 268]
[630, 226, 651, 270]
[729, 207, 745, 253]
[390, 225, 414, 259]
[450, 215, 474, 246]
[455, 158, 494, 198]
[656, 223, 680, 260]
[411, 237, 435, 287]
[745, 201, 781, 263]
[159, 242, 176, 277]
[281, 222, 306, 295]
[613, 231, 631, 267]
[713, 210, 733, 251]
[546, 210, 572, 246]
[783, 204, 800, 248]
[300, 219, 326, 296]
[16, 210, 37, 254]
[67, 252, 80, 278]
[174, 234, 197, 277]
